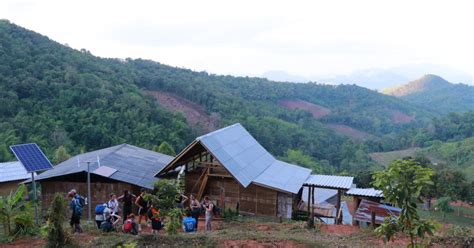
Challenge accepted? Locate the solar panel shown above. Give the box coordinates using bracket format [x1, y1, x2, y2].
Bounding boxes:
[10, 143, 53, 173]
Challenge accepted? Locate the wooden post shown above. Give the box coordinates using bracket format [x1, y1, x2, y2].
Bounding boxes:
[307, 186, 311, 213]
[371, 211, 376, 228]
[335, 189, 341, 225]
[311, 186, 315, 218]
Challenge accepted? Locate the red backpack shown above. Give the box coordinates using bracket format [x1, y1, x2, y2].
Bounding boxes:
[123, 220, 133, 233]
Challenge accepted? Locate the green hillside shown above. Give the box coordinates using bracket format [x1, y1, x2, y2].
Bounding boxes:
[384, 74, 474, 114]
[0, 20, 436, 175]
[370, 137, 474, 181]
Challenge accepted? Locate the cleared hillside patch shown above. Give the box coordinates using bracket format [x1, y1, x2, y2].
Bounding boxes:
[391, 110, 414, 124]
[326, 124, 372, 141]
[280, 100, 331, 119]
[145, 90, 218, 131]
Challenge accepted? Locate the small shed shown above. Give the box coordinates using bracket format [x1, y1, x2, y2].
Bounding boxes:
[0, 161, 35, 196]
[353, 199, 400, 226]
[26, 144, 173, 218]
[301, 174, 353, 224]
[156, 123, 312, 219]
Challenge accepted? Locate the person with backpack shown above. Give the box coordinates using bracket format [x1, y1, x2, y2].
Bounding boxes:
[182, 211, 196, 233]
[100, 205, 121, 232]
[94, 203, 107, 229]
[203, 196, 214, 232]
[147, 204, 162, 234]
[189, 194, 201, 231]
[68, 192, 83, 233]
[135, 188, 149, 231]
[123, 213, 139, 235]
[118, 190, 136, 223]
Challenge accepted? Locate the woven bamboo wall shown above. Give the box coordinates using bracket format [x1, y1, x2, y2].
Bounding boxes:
[41, 180, 141, 219]
[184, 169, 278, 217]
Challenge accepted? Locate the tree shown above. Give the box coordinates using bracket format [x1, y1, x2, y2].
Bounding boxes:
[373, 159, 438, 248]
[154, 141, 176, 156]
[53, 146, 71, 164]
[144, 179, 181, 235]
[434, 197, 453, 220]
[286, 149, 323, 173]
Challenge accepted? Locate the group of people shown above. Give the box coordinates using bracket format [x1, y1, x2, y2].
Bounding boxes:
[67, 188, 216, 235]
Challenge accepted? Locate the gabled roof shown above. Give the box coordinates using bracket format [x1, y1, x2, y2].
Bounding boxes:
[0, 161, 35, 183]
[158, 123, 311, 194]
[346, 188, 383, 198]
[304, 174, 354, 190]
[28, 144, 173, 189]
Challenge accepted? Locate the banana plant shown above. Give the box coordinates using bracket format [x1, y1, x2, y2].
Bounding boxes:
[0, 184, 26, 236]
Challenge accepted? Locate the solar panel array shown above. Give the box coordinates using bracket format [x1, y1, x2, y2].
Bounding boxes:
[10, 143, 53, 173]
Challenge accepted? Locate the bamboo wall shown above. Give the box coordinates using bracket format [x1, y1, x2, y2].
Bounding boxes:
[184, 169, 280, 217]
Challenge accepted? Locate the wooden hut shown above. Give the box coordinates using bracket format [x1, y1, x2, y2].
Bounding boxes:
[26, 144, 173, 218]
[346, 188, 384, 225]
[156, 123, 312, 218]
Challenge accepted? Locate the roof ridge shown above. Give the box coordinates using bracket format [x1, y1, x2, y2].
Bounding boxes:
[196, 123, 242, 140]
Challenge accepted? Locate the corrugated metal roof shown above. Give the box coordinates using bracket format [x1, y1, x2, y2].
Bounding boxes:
[254, 160, 311, 194]
[0, 161, 36, 182]
[196, 123, 311, 193]
[346, 188, 383, 198]
[301, 187, 338, 205]
[304, 174, 354, 190]
[27, 144, 173, 189]
[354, 199, 400, 224]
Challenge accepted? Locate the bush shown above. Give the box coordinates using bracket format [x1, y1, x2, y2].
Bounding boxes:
[44, 193, 76, 248]
[221, 208, 239, 221]
[430, 225, 473, 247]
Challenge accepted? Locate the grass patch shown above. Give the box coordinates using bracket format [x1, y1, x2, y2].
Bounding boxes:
[418, 206, 474, 227]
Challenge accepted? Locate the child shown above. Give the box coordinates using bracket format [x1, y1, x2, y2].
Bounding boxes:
[123, 214, 139, 235]
[107, 193, 119, 222]
[203, 196, 214, 232]
[147, 205, 162, 234]
[182, 211, 196, 233]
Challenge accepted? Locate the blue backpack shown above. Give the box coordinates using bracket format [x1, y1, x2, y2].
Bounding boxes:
[95, 204, 106, 215]
[73, 199, 83, 216]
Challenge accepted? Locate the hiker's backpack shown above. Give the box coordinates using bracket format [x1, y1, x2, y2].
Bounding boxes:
[95, 204, 106, 215]
[75, 195, 86, 208]
[123, 220, 133, 233]
[73, 199, 83, 216]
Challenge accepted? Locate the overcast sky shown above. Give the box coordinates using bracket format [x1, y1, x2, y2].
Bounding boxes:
[1, 0, 473, 80]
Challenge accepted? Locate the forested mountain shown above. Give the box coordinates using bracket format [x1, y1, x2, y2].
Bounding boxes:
[383, 74, 474, 114]
[0, 20, 439, 175]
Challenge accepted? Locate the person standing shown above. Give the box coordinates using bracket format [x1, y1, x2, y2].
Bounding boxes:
[68, 192, 83, 233]
[118, 190, 136, 222]
[135, 188, 149, 231]
[189, 194, 201, 232]
[203, 196, 214, 232]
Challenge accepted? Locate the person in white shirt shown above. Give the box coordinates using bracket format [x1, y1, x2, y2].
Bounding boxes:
[107, 193, 119, 222]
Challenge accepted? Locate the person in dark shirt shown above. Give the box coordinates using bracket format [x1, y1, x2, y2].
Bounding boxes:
[135, 188, 149, 231]
[118, 190, 136, 223]
[189, 194, 201, 231]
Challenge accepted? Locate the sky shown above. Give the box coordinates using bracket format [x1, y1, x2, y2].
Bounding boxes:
[1, 0, 473, 82]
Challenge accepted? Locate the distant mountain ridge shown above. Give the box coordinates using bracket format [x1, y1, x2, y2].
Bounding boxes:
[383, 74, 474, 114]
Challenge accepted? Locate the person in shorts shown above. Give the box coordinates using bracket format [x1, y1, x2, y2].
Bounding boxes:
[135, 188, 149, 231]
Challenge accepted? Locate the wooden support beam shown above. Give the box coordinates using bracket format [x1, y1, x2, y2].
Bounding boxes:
[335, 189, 342, 225]
[311, 186, 315, 218]
[208, 173, 232, 178]
[371, 211, 376, 228]
[307, 186, 311, 213]
[196, 167, 210, 200]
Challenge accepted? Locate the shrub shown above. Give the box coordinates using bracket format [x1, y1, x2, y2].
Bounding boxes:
[44, 193, 76, 248]
[221, 208, 239, 221]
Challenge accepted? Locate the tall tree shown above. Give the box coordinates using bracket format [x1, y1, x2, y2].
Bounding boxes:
[373, 159, 438, 248]
[154, 141, 176, 156]
[53, 146, 71, 164]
